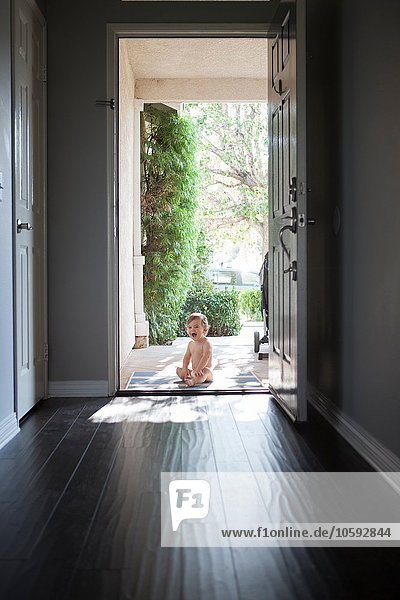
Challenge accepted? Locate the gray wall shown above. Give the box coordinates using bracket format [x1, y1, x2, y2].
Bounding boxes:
[46, 0, 278, 382]
[307, 0, 400, 456]
[306, 0, 341, 403]
[0, 0, 15, 422]
[339, 0, 400, 455]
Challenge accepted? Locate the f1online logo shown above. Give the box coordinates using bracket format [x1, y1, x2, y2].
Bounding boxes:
[169, 480, 211, 531]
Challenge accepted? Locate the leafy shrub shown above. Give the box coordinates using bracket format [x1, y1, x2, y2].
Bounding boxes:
[179, 287, 242, 337]
[191, 230, 213, 293]
[239, 289, 262, 321]
[141, 106, 199, 344]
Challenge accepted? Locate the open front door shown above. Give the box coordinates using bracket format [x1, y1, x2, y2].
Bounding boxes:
[268, 0, 307, 421]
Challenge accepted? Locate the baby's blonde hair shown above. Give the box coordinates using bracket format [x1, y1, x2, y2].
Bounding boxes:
[187, 312, 209, 332]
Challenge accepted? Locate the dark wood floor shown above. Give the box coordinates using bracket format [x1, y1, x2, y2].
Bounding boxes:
[0, 393, 399, 600]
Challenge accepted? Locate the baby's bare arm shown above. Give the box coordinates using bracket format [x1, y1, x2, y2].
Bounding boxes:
[182, 344, 191, 368]
[180, 344, 192, 378]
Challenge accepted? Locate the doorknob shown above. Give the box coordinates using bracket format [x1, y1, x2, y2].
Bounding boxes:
[17, 218, 33, 233]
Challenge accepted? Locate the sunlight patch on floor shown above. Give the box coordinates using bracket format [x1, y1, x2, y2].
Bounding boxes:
[89, 396, 208, 424]
[88, 394, 271, 424]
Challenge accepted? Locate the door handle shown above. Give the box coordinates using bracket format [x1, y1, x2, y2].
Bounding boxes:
[279, 224, 293, 260]
[272, 78, 287, 96]
[17, 219, 33, 233]
[284, 260, 297, 281]
[280, 206, 297, 233]
[279, 207, 297, 280]
[279, 205, 297, 257]
[289, 176, 297, 202]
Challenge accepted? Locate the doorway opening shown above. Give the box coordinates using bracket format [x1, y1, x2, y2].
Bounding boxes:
[116, 37, 269, 395]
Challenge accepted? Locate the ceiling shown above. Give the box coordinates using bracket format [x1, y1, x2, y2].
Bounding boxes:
[120, 38, 267, 80]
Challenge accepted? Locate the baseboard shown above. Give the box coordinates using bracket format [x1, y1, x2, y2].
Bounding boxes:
[48, 380, 109, 397]
[308, 385, 400, 473]
[0, 413, 20, 451]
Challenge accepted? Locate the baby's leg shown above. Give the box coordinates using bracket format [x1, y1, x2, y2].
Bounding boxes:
[176, 366, 192, 381]
[186, 367, 213, 387]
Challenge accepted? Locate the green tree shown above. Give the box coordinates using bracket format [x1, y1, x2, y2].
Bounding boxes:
[190, 229, 213, 292]
[141, 106, 199, 344]
[184, 103, 269, 255]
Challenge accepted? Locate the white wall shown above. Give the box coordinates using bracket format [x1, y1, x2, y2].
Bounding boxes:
[119, 43, 136, 367]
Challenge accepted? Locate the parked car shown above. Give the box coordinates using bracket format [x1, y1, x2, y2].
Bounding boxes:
[207, 267, 260, 291]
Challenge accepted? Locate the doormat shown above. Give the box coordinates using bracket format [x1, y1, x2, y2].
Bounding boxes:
[125, 370, 265, 391]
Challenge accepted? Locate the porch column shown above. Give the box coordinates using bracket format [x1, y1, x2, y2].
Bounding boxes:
[132, 100, 149, 348]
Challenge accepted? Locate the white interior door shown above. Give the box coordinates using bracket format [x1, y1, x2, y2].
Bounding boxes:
[268, 0, 307, 421]
[14, 0, 47, 418]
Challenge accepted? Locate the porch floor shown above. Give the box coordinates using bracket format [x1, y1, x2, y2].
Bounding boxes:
[120, 322, 268, 390]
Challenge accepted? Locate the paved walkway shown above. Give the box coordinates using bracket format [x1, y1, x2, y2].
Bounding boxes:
[120, 322, 269, 390]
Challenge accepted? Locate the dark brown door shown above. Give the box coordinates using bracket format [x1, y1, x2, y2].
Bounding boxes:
[268, 0, 307, 420]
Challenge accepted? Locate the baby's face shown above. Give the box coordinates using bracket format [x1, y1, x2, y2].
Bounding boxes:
[187, 318, 206, 340]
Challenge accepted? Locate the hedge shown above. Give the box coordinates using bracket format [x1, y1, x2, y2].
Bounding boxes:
[179, 288, 241, 337]
[239, 289, 262, 321]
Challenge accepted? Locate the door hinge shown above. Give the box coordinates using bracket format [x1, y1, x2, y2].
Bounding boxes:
[43, 343, 49, 361]
[41, 64, 47, 83]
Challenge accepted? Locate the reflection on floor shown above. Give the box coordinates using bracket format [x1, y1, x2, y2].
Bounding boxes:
[1, 393, 400, 599]
[120, 322, 269, 391]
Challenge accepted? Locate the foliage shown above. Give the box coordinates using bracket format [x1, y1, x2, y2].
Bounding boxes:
[190, 230, 214, 293]
[179, 287, 242, 337]
[239, 289, 262, 321]
[141, 106, 199, 344]
[183, 103, 269, 255]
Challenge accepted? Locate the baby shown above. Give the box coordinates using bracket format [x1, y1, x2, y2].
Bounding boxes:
[176, 312, 213, 387]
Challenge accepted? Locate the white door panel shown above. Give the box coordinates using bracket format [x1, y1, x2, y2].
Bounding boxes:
[14, 0, 47, 418]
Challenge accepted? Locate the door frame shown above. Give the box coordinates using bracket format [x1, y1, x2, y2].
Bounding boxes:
[12, 0, 48, 418]
[296, 0, 307, 421]
[105, 22, 289, 396]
